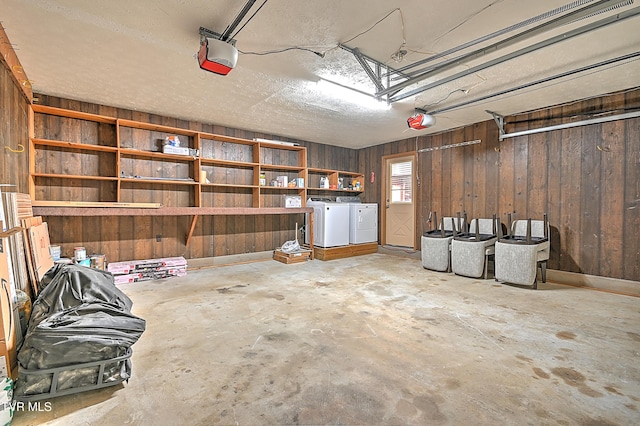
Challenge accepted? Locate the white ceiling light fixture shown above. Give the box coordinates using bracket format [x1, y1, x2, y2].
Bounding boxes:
[315, 78, 391, 110]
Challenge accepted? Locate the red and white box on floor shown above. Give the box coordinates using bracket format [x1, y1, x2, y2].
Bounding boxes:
[107, 256, 187, 285]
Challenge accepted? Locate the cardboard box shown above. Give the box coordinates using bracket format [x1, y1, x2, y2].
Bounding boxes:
[113, 268, 187, 285]
[273, 249, 311, 264]
[162, 145, 199, 156]
[0, 235, 18, 381]
[27, 223, 54, 283]
[107, 256, 188, 275]
[283, 195, 302, 208]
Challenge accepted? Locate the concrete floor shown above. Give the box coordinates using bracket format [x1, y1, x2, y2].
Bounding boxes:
[11, 252, 640, 425]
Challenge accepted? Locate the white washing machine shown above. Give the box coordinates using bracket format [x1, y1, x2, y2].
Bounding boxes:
[305, 199, 350, 248]
[336, 197, 379, 244]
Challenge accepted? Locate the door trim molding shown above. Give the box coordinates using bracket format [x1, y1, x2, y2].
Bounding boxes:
[381, 151, 418, 249]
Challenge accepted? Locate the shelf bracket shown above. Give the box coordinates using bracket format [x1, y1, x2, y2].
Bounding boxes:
[486, 110, 506, 141]
[185, 215, 199, 247]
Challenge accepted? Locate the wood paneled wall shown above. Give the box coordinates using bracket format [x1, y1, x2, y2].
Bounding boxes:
[0, 63, 29, 193]
[359, 88, 640, 282]
[8, 82, 640, 282]
[34, 95, 359, 262]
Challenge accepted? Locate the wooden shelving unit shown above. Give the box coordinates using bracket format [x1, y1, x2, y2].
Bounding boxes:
[307, 167, 365, 194]
[29, 104, 313, 209]
[29, 105, 363, 210]
[27, 105, 361, 258]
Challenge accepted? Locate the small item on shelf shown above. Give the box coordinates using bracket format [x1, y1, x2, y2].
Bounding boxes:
[354, 181, 361, 191]
[161, 145, 199, 156]
[270, 179, 278, 187]
[164, 135, 181, 147]
[320, 176, 329, 189]
[288, 181, 296, 187]
[277, 176, 288, 187]
[338, 178, 343, 190]
[259, 172, 266, 186]
[295, 177, 304, 188]
[283, 195, 302, 208]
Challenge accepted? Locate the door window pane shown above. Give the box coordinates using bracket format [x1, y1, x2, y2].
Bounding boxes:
[390, 160, 412, 203]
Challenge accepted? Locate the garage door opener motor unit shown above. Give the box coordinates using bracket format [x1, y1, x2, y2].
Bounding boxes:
[198, 27, 238, 76]
[198, 36, 238, 76]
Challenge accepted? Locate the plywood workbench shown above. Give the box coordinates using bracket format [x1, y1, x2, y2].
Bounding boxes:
[32, 206, 314, 258]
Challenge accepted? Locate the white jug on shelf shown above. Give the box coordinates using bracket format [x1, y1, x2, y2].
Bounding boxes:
[320, 176, 329, 189]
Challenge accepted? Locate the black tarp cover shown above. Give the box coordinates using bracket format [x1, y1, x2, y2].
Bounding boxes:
[15, 264, 145, 396]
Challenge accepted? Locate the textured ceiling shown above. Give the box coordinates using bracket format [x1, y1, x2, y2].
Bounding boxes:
[2, 0, 640, 148]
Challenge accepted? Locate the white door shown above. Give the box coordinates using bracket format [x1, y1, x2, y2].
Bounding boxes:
[383, 154, 416, 248]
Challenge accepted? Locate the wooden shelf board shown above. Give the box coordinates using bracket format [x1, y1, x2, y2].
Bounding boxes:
[31, 138, 118, 152]
[32, 173, 118, 181]
[259, 164, 305, 171]
[308, 168, 363, 177]
[307, 188, 363, 192]
[259, 186, 305, 191]
[31, 104, 117, 125]
[199, 133, 259, 146]
[32, 104, 117, 124]
[32, 201, 161, 208]
[258, 141, 305, 151]
[33, 206, 313, 217]
[202, 183, 257, 189]
[308, 168, 336, 174]
[200, 158, 258, 167]
[120, 178, 197, 186]
[117, 119, 199, 136]
[119, 148, 197, 161]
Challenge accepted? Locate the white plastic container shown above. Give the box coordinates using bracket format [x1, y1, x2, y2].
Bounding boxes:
[0, 377, 13, 424]
[49, 245, 61, 261]
[74, 247, 86, 261]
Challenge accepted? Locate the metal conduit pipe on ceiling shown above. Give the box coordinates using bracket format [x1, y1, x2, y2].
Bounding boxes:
[426, 51, 640, 115]
[389, 0, 602, 78]
[387, 6, 640, 103]
[377, 0, 635, 99]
